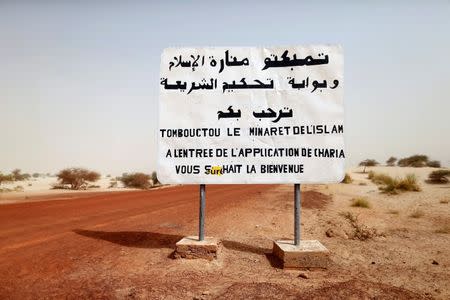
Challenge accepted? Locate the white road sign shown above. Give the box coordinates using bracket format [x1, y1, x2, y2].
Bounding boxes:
[158, 45, 344, 184]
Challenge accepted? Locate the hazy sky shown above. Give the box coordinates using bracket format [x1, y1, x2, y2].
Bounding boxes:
[1, 1, 449, 175]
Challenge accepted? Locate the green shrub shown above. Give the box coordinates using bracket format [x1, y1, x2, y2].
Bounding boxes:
[56, 168, 101, 190]
[369, 172, 420, 194]
[427, 169, 450, 184]
[351, 197, 371, 208]
[368, 172, 395, 186]
[120, 173, 152, 189]
[398, 155, 428, 167]
[396, 174, 421, 191]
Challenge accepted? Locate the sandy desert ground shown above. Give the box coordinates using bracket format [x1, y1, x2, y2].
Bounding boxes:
[0, 176, 137, 204]
[0, 166, 448, 299]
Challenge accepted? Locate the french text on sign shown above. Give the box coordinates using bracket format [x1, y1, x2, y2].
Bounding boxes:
[158, 45, 344, 184]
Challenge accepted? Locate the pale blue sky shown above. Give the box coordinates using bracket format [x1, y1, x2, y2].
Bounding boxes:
[1, 1, 449, 175]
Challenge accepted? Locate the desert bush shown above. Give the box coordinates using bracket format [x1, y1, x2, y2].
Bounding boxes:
[351, 197, 371, 208]
[440, 199, 449, 204]
[427, 169, 450, 184]
[32, 173, 40, 178]
[0, 173, 14, 185]
[120, 173, 152, 189]
[341, 173, 352, 184]
[386, 157, 397, 166]
[339, 211, 382, 241]
[426, 160, 441, 168]
[381, 174, 420, 194]
[359, 159, 379, 173]
[368, 172, 395, 186]
[409, 209, 424, 218]
[397, 155, 428, 167]
[387, 210, 399, 215]
[396, 174, 421, 191]
[56, 168, 101, 190]
[369, 172, 420, 194]
[11, 169, 30, 181]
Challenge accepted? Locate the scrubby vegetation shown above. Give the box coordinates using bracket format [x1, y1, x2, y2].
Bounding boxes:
[351, 197, 371, 208]
[11, 169, 30, 181]
[396, 154, 441, 168]
[427, 169, 450, 184]
[341, 173, 353, 184]
[359, 159, 379, 173]
[56, 168, 101, 190]
[397, 155, 428, 167]
[386, 157, 397, 166]
[339, 211, 382, 241]
[426, 160, 441, 168]
[0, 173, 14, 185]
[368, 172, 420, 194]
[120, 173, 152, 189]
[0, 169, 33, 186]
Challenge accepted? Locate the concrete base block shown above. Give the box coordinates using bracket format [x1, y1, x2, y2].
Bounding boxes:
[273, 240, 330, 269]
[174, 236, 220, 260]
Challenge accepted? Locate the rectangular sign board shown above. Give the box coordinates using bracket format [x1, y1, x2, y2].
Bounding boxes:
[158, 45, 344, 184]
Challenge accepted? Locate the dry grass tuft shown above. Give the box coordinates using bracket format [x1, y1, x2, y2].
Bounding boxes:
[368, 172, 421, 194]
[339, 211, 382, 241]
[351, 197, 371, 208]
[341, 173, 353, 184]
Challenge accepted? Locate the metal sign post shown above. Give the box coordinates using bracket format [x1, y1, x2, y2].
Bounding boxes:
[199, 184, 206, 241]
[294, 184, 301, 246]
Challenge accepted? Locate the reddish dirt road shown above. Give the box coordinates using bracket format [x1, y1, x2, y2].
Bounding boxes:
[0, 185, 277, 299]
[0, 183, 442, 299]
